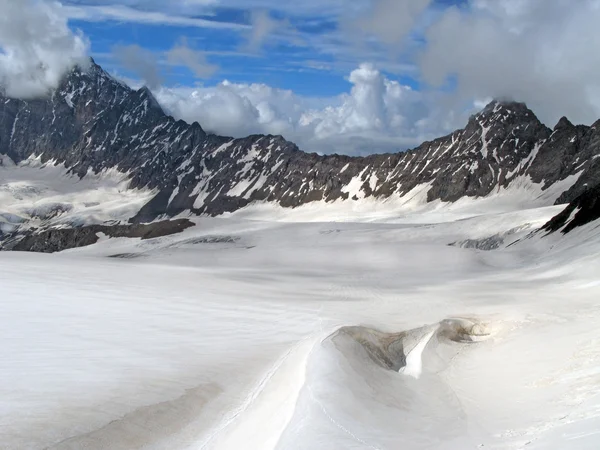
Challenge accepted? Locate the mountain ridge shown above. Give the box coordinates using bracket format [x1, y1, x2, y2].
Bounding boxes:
[1, 59, 600, 225]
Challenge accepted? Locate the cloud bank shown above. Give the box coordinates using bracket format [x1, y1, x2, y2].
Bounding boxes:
[420, 0, 600, 126]
[155, 64, 465, 155]
[0, 0, 89, 98]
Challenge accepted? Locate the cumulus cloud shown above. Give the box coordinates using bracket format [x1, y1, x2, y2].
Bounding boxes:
[0, 0, 89, 98]
[154, 64, 465, 155]
[301, 64, 405, 137]
[420, 0, 600, 126]
[155, 80, 304, 138]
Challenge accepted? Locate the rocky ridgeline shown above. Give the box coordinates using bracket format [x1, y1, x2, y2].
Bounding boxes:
[1, 59, 600, 229]
[543, 184, 600, 234]
[4, 219, 194, 253]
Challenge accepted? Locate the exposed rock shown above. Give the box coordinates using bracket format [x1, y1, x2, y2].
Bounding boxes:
[451, 235, 505, 251]
[449, 225, 531, 250]
[543, 183, 600, 233]
[171, 236, 239, 245]
[336, 319, 490, 372]
[6, 219, 194, 253]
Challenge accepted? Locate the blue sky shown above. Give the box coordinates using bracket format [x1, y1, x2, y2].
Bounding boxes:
[64, 0, 465, 96]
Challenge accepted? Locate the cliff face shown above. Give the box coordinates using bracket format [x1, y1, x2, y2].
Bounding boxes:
[543, 183, 600, 234]
[1, 60, 600, 224]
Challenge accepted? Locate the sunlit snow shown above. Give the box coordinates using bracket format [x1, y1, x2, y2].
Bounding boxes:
[1, 163, 600, 449]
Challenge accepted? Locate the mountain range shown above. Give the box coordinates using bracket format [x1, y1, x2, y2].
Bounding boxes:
[1, 59, 599, 248]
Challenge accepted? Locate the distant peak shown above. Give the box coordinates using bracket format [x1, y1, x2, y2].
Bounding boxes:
[67, 56, 106, 80]
[134, 86, 164, 114]
[137, 85, 153, 96]
[87, 57, 105, 73]
[468, 99, 539, 129]
[482, 99, 501, 111]
[482, 99, 531, 114]
[554, 116, 574, 131]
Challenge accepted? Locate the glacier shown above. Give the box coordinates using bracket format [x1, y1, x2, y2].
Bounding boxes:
[1, 161, 600, 449]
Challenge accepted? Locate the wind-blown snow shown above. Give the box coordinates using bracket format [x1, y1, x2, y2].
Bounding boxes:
[398, 326, 438, 379]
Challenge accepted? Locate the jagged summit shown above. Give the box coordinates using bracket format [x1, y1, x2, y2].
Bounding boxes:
[554, 116, 574, 130]
[0, 60, 599, 223]
[482, 99, 531, 112]
[137, 85, 159, 101]
[469, 99, 542, 127]
[544, 183, 600, 234]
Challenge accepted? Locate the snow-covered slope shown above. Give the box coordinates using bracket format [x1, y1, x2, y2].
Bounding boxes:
[1, 135, 600, 449]
[0, 155, 153, 230]
[2, 203, 600, 449]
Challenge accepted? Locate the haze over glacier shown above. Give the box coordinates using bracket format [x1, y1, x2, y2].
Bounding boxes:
[2, 1, 600, 449]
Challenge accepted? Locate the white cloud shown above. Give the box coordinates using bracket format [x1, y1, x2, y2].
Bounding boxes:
[153, 64, 465, 155]
[61, 0, 349, 26]
[63, 0, 348, 15]
[155, 80, 305, 139]
[0, 0, 89, 98]
[301, 64, 402, 137]
[420, 0, 600, 126]
[63, 4, 246, 30]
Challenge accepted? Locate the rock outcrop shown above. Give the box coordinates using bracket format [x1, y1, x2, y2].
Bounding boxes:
[543, 184, 600, 234]
[6, 219, 194, 253]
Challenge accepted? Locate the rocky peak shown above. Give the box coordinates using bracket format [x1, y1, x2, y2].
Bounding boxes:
[468, 100, 543, 129]
[553, 116, 574, 131]
[442, 99, 552, 195]
[544, 183, 600, 234]
[134, 86, 163, 112]
[463, 100, 550, 157]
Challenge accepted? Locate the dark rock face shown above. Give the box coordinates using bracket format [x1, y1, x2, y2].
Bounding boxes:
[423, 101, 551, 202]
[449, 225, 531, 251]
[543, 184, 600, 234]
[7, 219, 194, 253]
[1, 59, 600, 222]
[529, 117, 600, 203]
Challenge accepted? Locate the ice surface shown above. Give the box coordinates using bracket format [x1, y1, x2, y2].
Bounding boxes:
[0, 156, 154, 230]
[2, 162, 600, 449]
